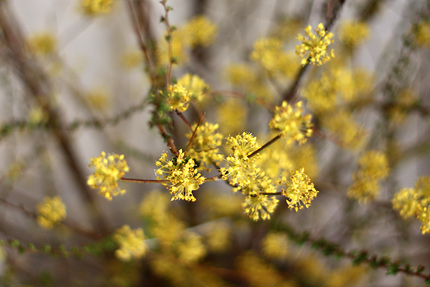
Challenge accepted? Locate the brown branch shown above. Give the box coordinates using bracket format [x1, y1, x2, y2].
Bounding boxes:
[0, 2, 109, 233]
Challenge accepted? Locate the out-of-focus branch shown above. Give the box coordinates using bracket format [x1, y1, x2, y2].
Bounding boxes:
[0, 1, 109, 233]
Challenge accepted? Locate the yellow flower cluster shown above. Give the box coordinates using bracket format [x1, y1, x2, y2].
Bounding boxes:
[217, 99, 246, 135]
[182, 16, 218, 48]
[261, 232, 288, 260]
[221, 132, 261, 187]
[322, 110, 367, 150]
[221, 133, 279, 221]
[36, 196, 67, 229]
[113, 225, 147, 261]
[393, 177, 430, 234]
[296, 23, 335, 66]
[414, 21, 430, 47]
[166, 84, 192, 112]
[250, 38, 299, 78]
[242, 194, 279, 221]
[176, 232, 207, 262]
[157, 16, 217, 66]
[27, 32, 57, 56]
[339, 21, 369, 47]
[185, 122, 223, 171]
[80, 0, 113, 16]
[269, 101, 313, 145]
[87, 151, 129, 200]
[177, 74, 210, 103]
[155, 149, 205, 202]
[348, 151, 390, 203]
[303, 67, 373, 115]
[280, 168, 318, 212]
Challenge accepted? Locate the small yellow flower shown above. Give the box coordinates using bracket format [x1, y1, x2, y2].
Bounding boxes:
[414, 21, 430, 48]
[80, 0, 113, 16]
[185, 122, 224, 171]
[242, 194, 279, 221]
[280, 168, 318, 212]
[269, 101, 313, 145]
[177, 74, 210, 103]
[182, 16, 218, 48]
[348, 150, 389, 203]
[27, 32, 57, 56]
[296, 23, 335, 66]
[155, 149, 205, 202]
[339, 21, 369, 47]
[87, 152, 129, 200]
[166, 84, 192, 112]
[393, 177, 430, 234]
[113, 225, 147, 261]
[36, 196, 67, 229]
[262, 232, 288, 260]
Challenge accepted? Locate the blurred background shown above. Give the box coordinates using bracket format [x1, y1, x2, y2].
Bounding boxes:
[1, 0, 430, 286]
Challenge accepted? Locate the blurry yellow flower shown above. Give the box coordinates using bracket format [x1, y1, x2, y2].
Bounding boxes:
[217, 99, 246, 135]
[414, 21, 430, 47]
[182, 16, 218, 47]
[339, 21, 369, 47]
[177, 74, 210, 103]
[176, 232, 206, 262]
[27, 32, 57, 56]
[348, 151, 389, 203]
[87, 152, 129, 200]
[296, 23, 335, 66]
[113, 225, 147, 261]
[262, 232, 288, 259]
[36, 196, 66, 229]
[80, 0, 113, 16]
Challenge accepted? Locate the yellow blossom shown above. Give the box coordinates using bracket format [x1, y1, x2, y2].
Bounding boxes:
[155, 149, 205, 202]
[80, 0, 113, 16]
[250, 38, 283, 74]
[321, 111, 367, 150]
[177, 74, 210, 103]
[27, 32, 57, 56]
[296, 23, 335, 66]
[339, 21, 369, 47]
[262, 232, 288, 260]
[205, 223, 231, 252]
[280, 168, 318, 211]
[393, 177, 430, 234]
[182, 16, 218, 47]
[269, 101, 313, 145]
[226, 63, 256, 86]
[217, 99, 246, 135]
[242, 194, 279, 221]
[28, 106, 49, 126]
[166, 84, 191, 112]
[122, 50, 143, 69]
[221, 132, 260, 187]
[36, 196, 66, 229]
[157, 30, 189, 66]
[113, 225, 147, 261]
[414, 21, 430, 47]
[185, 122, 224, 171]
[348, 151, 389, 203]
[86, 87, 111, 112]
[87, 151, 129, 200]
[175, 232, 206, 262]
